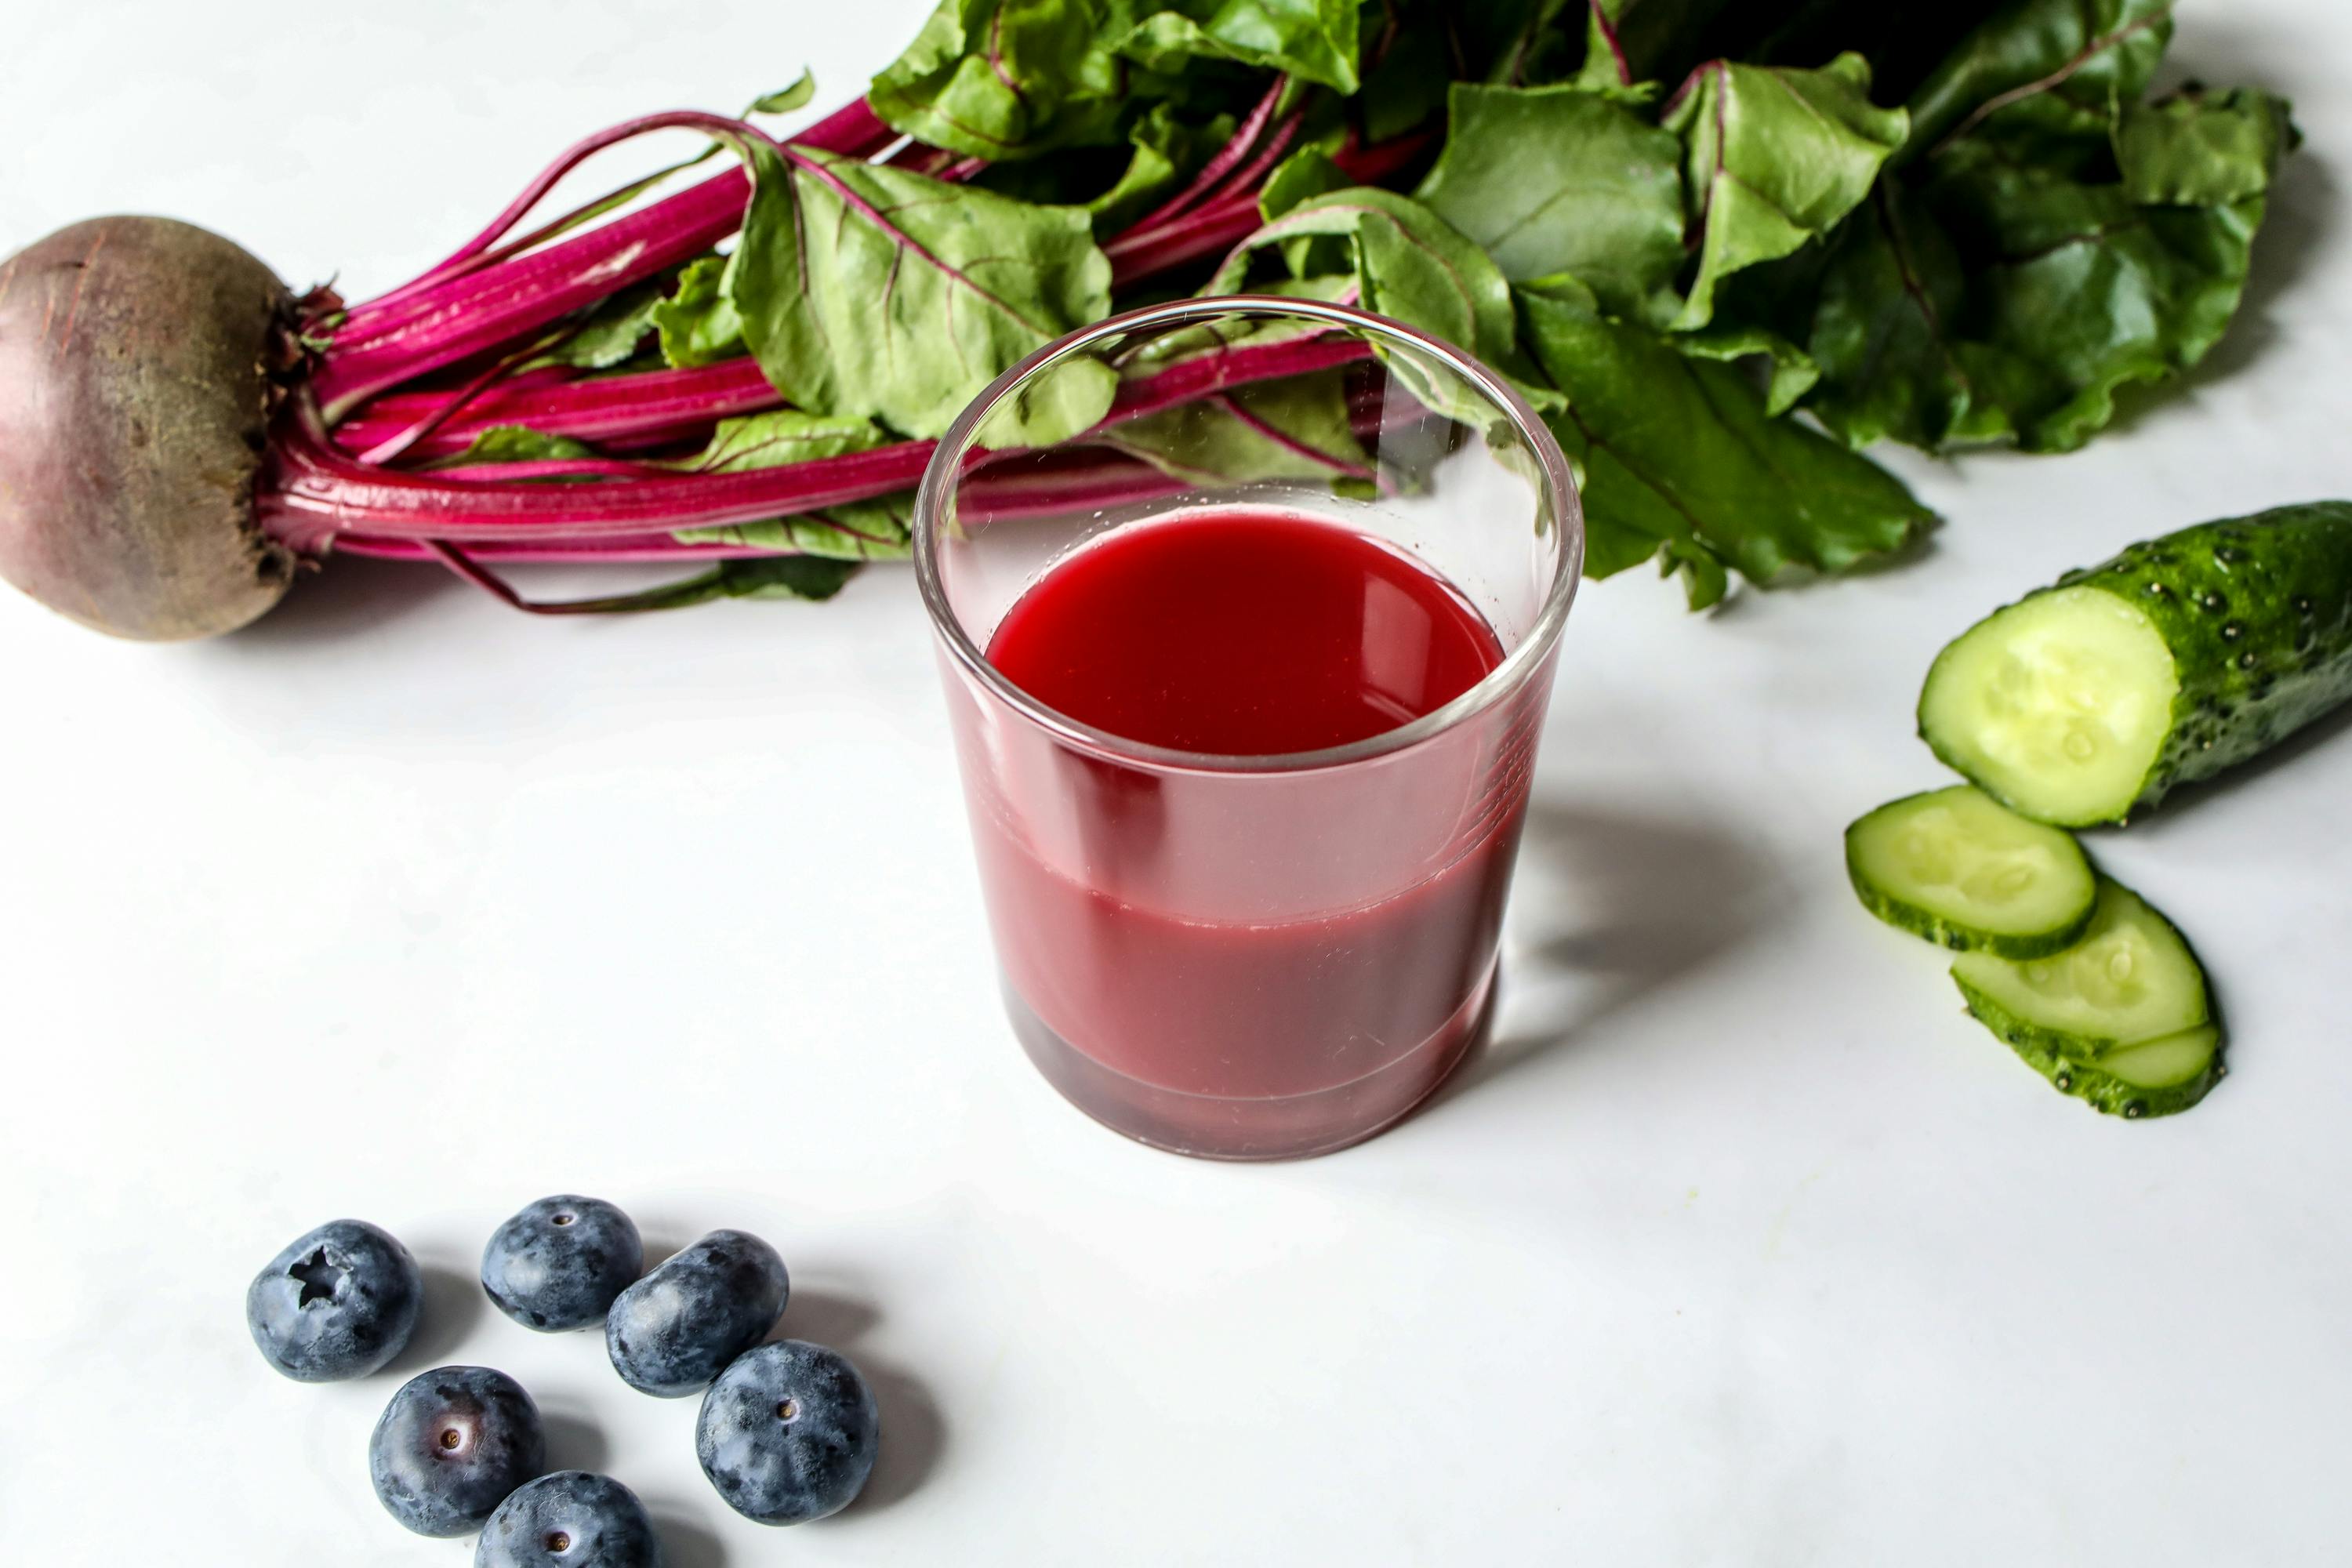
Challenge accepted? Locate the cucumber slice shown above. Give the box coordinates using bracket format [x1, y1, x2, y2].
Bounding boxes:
[1846, 786, 2097, 956]
[1920, 502, 2352, 826]
[1952, 879, 2210, 1056]
[1952, 877, 2223, 1117]
[1996, 1022, 2223, 1120]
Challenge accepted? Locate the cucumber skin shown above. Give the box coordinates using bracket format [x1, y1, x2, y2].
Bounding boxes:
[1924, 501, 2352, 824]
[1843, 834, 2094, 958]
[1953, 971, 2224, 1118]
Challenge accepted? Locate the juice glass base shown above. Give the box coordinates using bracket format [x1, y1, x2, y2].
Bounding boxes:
[1000, 962, 1497, 1160]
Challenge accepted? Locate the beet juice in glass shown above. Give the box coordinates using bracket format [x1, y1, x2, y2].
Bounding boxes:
[916, 299, 1581, 1159]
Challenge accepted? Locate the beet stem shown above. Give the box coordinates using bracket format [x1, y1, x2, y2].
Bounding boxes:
[331, 358, 782, 460]
[1103, 132, 1431, 289]
[1121, 74, 1290, 237]
[314, 103, 900, 419]
[263, 332, 1372, 551]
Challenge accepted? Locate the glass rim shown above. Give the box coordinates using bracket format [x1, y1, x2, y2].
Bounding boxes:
[913, 295, 1584, 775]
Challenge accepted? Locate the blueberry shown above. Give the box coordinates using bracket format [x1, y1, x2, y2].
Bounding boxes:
[481, 1196, 644, 1332]
[475, 1472, 664, 1568]
[246, 1219, 422, 1382]
[697, 1341, 880, 1524]
[605, 1230, 787, 1397]
[370, 1365, 547, 1537]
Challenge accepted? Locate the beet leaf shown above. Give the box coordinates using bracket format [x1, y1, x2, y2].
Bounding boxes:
[1414, 82, 1685, 320]
[728, 145, 1115, 440]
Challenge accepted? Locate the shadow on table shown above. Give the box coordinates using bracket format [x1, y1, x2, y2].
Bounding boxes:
[1432, 800, 1778, 1107]
[220, 554, 459, 648]
[381, 1261, 485, 1378]
[644, 1504, 732, 1568]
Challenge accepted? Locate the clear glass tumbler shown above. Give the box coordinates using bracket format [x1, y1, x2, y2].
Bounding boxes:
[915, 297, 1582, 1160]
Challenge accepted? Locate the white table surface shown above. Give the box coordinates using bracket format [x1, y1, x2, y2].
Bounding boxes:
[5, 4, 2349, 1563]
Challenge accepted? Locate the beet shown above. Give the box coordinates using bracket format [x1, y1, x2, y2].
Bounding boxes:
[0, 96, 1412, 633]
[0, 217, 296, 640]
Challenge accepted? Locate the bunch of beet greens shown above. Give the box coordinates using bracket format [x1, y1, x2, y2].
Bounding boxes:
[0, 0, 2297, 639]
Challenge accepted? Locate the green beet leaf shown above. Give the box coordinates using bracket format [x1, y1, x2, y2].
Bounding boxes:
[1664, 53, 1908, 331]
[970, 354, 1123, 450]
[673, 408, 893, 470]
[867, 0, 1356, 162]
[1359, 4, 1454, 140]
[1446, 0, 1579, 89]
[1087, 104, 1239, 233]
[1901, 0, 2172, 162]
[974, 101, 1240, 234]
[540, 278, 669, 370]
[1518, 277, 1931, 608]
[1573, 0, 1740, 93]
[1119, 274, 1357, 379]
[746, 71, 818, 116]
[575, 556, 865, 612]
[1097, 367, 1370, 487]
[1666, 320, 1820, 415]
[1109, 0, 1362, 93]
[706, 557, 863, 600]
[728, 144, 1113, 441]
[1260, 147, 1352, 220]
[668, 410, 916, 561]
[1207, 188, 1522, 394]
[2116, 86, 2298, 208]
[1803, 83, 2285, 453]
[1415, 82, 1685, 323]
[868, 0, 1146, 161]
[649, 256, 746, 368]
[677, 499, 915, 563]
[432, 426, 601, 472]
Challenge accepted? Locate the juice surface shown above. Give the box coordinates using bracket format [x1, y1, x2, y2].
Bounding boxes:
[985, 508, 1502, 756]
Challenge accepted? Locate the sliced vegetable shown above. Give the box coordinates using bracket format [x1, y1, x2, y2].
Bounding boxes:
[1992, 1018, 2223, 1120]
[1954, 876, 2223, 1117]
[1919, 503, 2352, 826]
[1951, 876, 2212, 1060]
[1846, 786, 2096, 956]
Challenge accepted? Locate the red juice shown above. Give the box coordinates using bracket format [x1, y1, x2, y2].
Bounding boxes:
[957, 507, 1537, 1156]
[985, 509, 1503, 756]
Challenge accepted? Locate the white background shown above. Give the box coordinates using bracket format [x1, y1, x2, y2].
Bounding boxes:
[4, 3, 2348, 1563]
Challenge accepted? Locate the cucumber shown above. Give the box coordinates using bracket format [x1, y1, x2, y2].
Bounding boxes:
[1994, 1022, 2223, 1120]
[1918, 501, 2352, 826]
[1846, 786, 2096, 956]
[1952, 878, 2223, 1118]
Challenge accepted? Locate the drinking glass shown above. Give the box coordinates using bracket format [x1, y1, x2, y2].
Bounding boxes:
[915, 297, 1581, 1160]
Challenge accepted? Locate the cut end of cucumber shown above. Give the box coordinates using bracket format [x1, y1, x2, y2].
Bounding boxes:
[1952, 879, 2209, 1053]
[1918, 586, 2178, 826]
[1846, 786, 2096, 956]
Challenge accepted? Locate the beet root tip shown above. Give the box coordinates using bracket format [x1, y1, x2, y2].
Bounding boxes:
[0, 216, 298, 640]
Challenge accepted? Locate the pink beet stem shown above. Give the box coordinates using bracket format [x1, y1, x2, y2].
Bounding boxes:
[1103, 132, 1432, 289]
[332, 358, 782, 459]
[1194, 111, 1305, 216]
[333, 454, 1186, 571]
[1121, 74, 1290, 236]
[314, 103, 908, 419]
[419, 457, 674, 483]
[336, 534, 788, 562]
[262, 334, 1375, 554]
